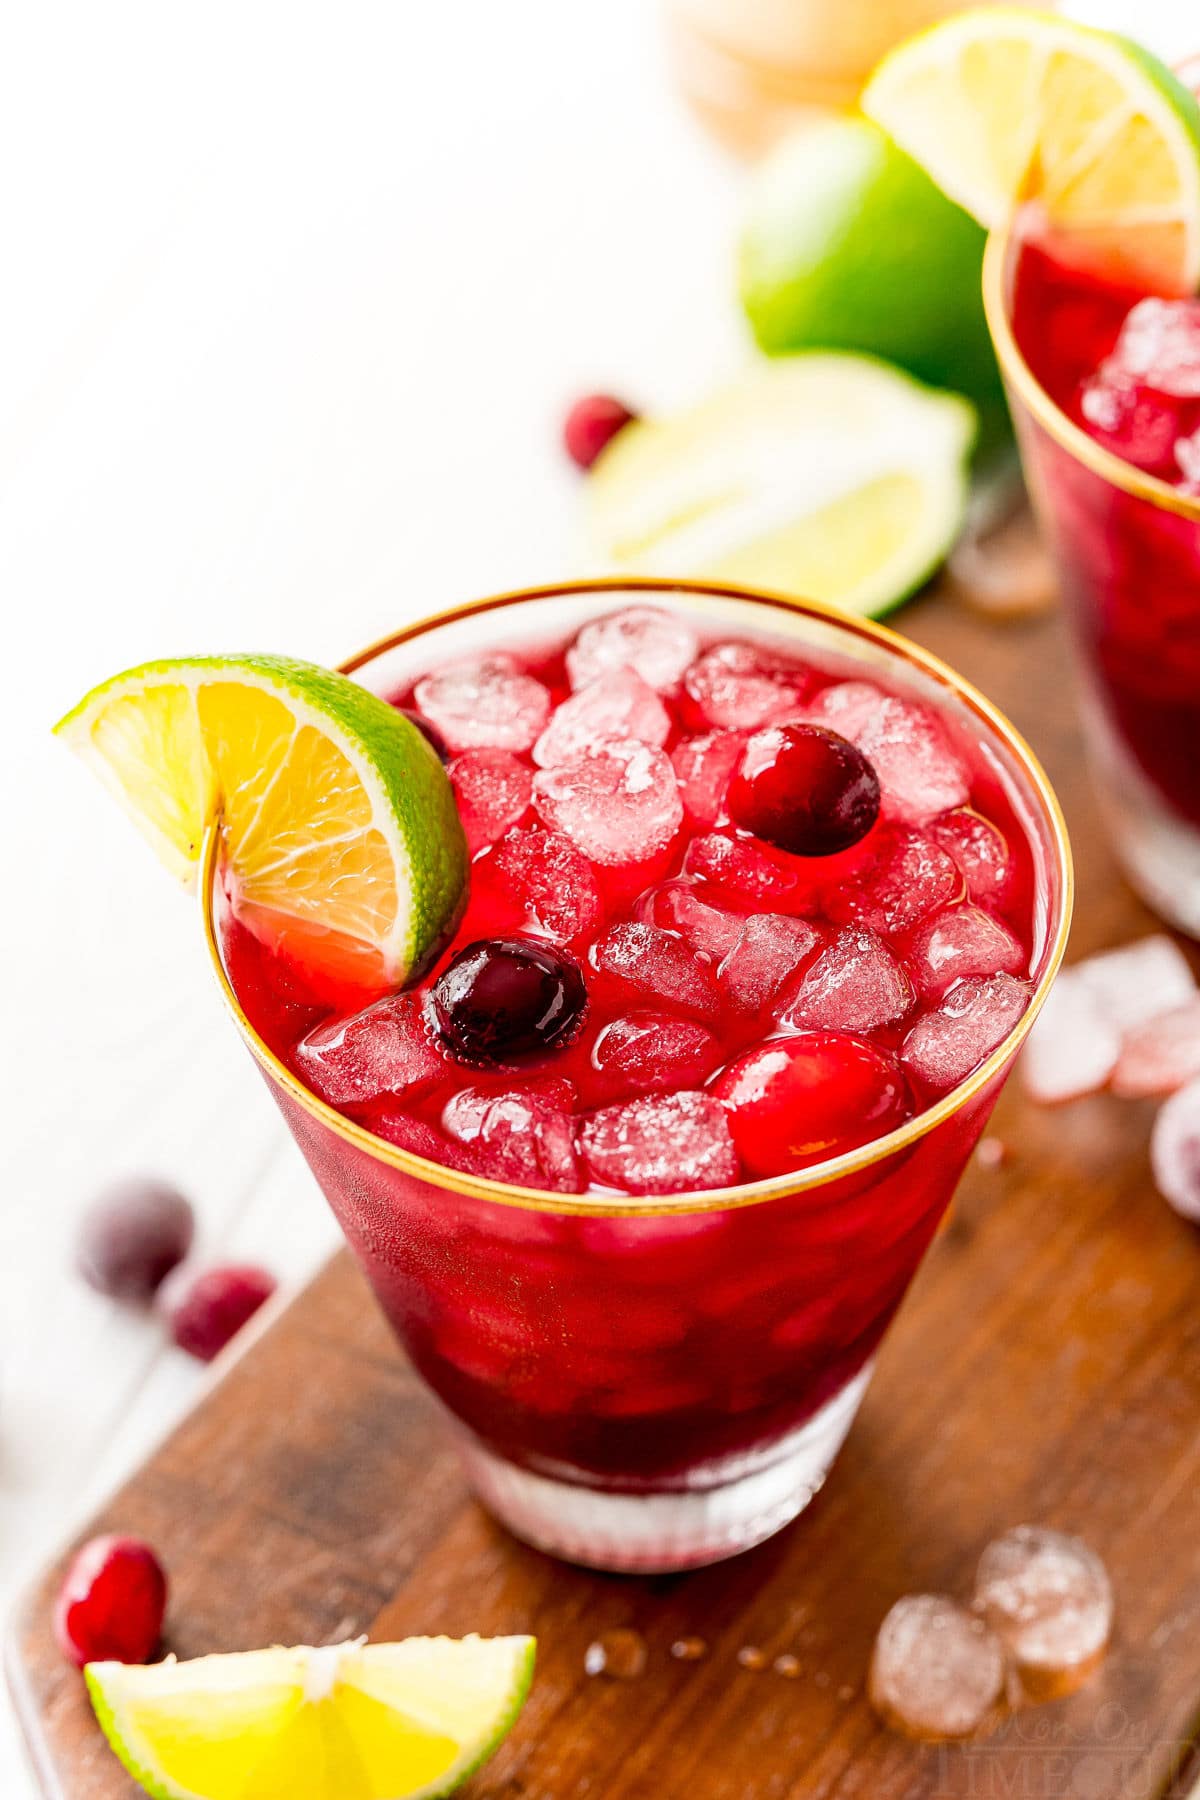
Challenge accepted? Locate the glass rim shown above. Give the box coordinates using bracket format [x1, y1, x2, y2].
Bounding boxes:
[982, 228, 1200, 523]
[200, 574, 1073, 1218]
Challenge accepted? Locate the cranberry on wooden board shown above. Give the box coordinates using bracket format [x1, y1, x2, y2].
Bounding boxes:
[54, 1536, 167, 1668]
[167, 1266, 277, 1362]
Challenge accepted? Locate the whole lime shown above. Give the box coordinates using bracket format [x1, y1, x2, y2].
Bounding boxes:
[739, 115, 1007, 447]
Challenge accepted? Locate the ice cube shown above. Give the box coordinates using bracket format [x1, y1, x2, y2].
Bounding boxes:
[717, 915, 820, 1014]
[973, 1525, 1113, 1700]
[806, 679, 886, 741]
[1102, 296, 1200, 396]
[579, 1091, 740, 1194]
[590, 1013, 721, 1100]
[829, 825, 961, 936]
[449, 749, 533, 854]
[1021, 973, 1120, 1105]
[442, 1087, 582, 1193]
[566, 606, 699, 692]
[1080, 373, 1185, 476]
[1151, 1077, 1200, 1222]
[683, 830, 802, 903]
[295, 993, 446, 1105]
[855, 696, 970, 824]
[533, 667, 672, 767]
[532, 740, 683, 866]
[1074, 935, 1196, 1033]
[491, 828, 603, 944]
[868, 1594, 1006, 1741]
[930, 808, 1015, 909]
[682, 642, 812, 730]
[642, 882, 743, 960]
[902, 974, 1032, 1092]
[591, 922, 719, 1020]
[909, 905, 1025, 999]
[413, 656, 552, 754]
[1112, 997, 1200, 1098]
[777, 927, 912, 1034]
[670, 730, 746, 827]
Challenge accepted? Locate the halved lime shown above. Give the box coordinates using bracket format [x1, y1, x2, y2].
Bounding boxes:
[584, 354, 976, 618]
[86, 1635, 536, 1800]
[863, 7, 1200, 294]
[55, 656, 468, 998]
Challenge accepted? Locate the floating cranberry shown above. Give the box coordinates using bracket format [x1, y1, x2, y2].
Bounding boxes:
[711, 1032, 908, 1178]
[167, 1265, 277, 1362]
[396, 707, 449, 762]
[728, 724, 880, 857]
[563, 393, 638, 470]
[430, 937, 587, 1064]
[76, 1178, 194, 1304]
[55, 1535, 167, 1668]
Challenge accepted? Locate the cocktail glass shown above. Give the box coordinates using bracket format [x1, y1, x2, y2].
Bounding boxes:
[204, 578, 1070, 1573]
[984, 231, 1200, 937]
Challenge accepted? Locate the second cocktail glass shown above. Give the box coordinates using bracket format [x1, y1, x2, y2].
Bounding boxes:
[206, 580, 1070, 1573]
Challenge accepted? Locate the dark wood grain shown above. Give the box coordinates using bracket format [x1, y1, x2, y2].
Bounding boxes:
[12, 588, 1200, 1800]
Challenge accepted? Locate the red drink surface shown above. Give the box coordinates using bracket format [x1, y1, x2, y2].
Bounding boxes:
[1010, 242, 1200, 829]
[221, 610, 1043, 1490]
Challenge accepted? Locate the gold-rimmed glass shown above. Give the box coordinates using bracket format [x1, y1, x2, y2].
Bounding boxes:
[205, 578, 1071, 1572]
[984, 231, 1200, 936]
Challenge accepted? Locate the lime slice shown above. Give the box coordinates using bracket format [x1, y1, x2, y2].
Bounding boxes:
[86, 1635, 536, 1800]
[55, 656, 468, 998]
[584, 354, 976, 619]
[862, 7, 1200, 294]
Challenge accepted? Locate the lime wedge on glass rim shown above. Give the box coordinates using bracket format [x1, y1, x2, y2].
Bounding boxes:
[583, 353, 977, 619]
[863, 6, 1200, 295]
[54, 655, 468, 1000]
[85, 1635, 536, 1800]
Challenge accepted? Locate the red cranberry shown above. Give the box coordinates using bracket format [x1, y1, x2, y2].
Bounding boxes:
[397, 706, 449, 762]
[728, 724, 880, 856]
[430, 937, 587, 1064]
[563, 393, 638, 470]
[54, 1535, 167, 1667]
[167, 1265, 277, 1361]
[76, 1178, 194, 1304]
[711, 1032, 908, 1178]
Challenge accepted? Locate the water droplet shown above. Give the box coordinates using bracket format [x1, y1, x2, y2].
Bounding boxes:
[584, 1628, 648, 1680]
[737, 1645, 768, 1670]
[670, 1636, 708, 1662]
[774, 1653, 802, 1678]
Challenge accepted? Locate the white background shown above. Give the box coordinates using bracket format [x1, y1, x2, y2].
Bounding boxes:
[0, 2, 1191, 1792]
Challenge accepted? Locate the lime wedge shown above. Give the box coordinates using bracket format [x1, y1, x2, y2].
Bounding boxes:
[86, 1635, 536, 1800]
[584, 354, 976, 618]
[55, 655, 468, 998]
[862, 7, 1200, 294]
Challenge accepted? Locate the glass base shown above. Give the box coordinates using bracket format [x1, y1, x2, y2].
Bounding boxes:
[1086, 706, 1200, 939]
[456, 1364, 873, 1573]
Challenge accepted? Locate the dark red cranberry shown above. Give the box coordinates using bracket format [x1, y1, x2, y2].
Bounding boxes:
[55, 1535, 167, 1667]
[397, 706, 449, 762]
[76, 1178, 194, 1304]
[430, 937, 587, 1064]
[711, 1032, 908, 1178]
[728, 723, 880, 857]
[167, 1265, 277, 1361]
[563, 394, 638, 470]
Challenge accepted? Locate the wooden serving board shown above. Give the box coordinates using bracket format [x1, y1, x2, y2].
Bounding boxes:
[11, 593, 1200, 1800]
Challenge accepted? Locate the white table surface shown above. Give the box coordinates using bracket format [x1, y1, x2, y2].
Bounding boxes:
[0, 2, 1191, 1791]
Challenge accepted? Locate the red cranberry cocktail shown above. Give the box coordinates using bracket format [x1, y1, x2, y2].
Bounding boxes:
[986, 233, 1200, 936]
[211, 581, 1069, 1572]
